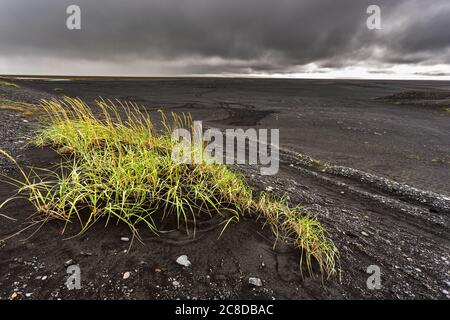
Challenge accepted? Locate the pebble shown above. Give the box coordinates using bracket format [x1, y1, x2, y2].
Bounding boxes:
[176, 255, 192, 267]
[361, 231, 369, 237]
[25, 293, 33, 297]
[172, 280, 181, 288]
[64, 259, 74, 267]
[121, 237, 130, 242]
[123, 272, 130, 280]
[248, 277, 263, 287]
[414, 268, 422, 273]
[41, 276, 47, 281]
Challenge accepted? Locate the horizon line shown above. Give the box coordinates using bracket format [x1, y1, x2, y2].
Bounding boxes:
[2, 74, 450, 82]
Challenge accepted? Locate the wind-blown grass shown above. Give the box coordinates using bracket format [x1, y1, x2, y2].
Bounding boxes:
[0, 99, 37, 116]
[0, 80, 19, 88]
[0, 97, 338, 277]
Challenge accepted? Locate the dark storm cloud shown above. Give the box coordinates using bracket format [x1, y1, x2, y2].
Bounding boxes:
[0, 0, 449, 75]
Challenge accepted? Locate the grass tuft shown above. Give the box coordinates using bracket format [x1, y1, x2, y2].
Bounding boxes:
[0, 97, 338, 277]
[0, 81, 19, 88]
[0, 99, 38, 116]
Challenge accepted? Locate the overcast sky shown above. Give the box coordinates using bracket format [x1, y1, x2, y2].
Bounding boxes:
[0, 0, 449, 79]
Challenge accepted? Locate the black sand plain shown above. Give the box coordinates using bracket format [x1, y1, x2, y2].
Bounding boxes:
[0, 77, 449, 299]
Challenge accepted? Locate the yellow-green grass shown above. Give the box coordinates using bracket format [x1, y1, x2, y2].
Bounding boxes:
[0, 97, 338, 277]
[0, 99, 38, 116]
[0, 81, 19, 88]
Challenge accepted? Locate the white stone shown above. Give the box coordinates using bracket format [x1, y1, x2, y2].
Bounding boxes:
[248, 277, 263, 287]
[176, 255, 191, 267]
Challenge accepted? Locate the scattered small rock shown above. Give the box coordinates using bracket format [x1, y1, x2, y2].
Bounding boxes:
[25, 293, 33, 298]
[265, 186, 274, 192]
[121, 237, 130, 242]
[172, 280, 181, 288]
[361, 231, 369, 237]
[123, 272, 130, 280]
[248, 277, 263, 287]
[64, 259, 74, 267]
[176, 255, 191, 267]
[41, 276, 47, 281]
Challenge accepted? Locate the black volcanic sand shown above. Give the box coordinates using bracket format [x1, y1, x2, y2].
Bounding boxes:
[0, 78, 449, 300]
[16, 77, 450, 194]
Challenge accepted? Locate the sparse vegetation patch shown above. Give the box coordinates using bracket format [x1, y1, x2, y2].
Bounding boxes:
[0, 97, 338, 277]
[0, 81, 19, 88]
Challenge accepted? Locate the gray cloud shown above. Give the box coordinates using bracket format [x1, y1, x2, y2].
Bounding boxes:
[0, 0, 449, 76]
